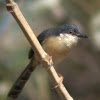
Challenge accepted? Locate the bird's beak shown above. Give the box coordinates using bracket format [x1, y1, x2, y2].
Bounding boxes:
[77, 33, 88, 38]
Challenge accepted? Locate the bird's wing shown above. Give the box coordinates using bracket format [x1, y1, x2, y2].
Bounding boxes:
[28, 28, 57, 59]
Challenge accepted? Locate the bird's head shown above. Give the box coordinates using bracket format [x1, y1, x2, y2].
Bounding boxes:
[57, 24, 88, 48]
[66, 24, 88, 38]
[58, 24, 88, 38]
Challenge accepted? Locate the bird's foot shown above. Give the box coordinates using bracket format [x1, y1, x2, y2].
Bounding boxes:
[46, 56, 53, 70]
[53, 73, 64, 89]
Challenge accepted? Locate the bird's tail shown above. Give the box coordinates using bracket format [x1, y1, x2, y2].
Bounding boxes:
[8, 59, 37, 99]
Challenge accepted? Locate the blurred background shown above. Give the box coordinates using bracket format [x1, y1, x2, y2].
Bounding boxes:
[0, 0, 100, 100]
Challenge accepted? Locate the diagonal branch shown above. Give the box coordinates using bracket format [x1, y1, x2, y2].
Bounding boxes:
[5, 0, 73, 100]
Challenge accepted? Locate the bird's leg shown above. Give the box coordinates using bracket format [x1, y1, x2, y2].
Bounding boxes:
[53, 73, 64, 89]
[43, 56, 53, 70]
[43, 56, 63, 88]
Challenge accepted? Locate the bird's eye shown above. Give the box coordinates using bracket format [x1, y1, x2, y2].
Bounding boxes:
[68, 29, 73, 34]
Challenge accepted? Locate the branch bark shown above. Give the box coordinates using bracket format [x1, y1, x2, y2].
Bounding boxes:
[5, 0, 73, 100]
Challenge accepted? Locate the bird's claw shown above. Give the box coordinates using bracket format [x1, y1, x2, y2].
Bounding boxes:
[52, 73, 64, 89]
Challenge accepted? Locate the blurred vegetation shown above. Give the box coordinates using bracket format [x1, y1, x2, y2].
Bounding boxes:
[0, 0, 100, 100]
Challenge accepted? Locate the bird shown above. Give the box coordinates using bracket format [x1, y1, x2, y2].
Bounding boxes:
[8, 24, 88, 99]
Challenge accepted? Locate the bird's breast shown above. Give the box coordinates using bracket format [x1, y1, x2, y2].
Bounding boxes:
[41, 36, 71, 64]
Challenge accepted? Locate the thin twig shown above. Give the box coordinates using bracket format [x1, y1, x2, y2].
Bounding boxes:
[5, 0, 73, 100]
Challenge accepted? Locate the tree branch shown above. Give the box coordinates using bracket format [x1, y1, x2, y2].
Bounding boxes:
[5, 0, 73, 100]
